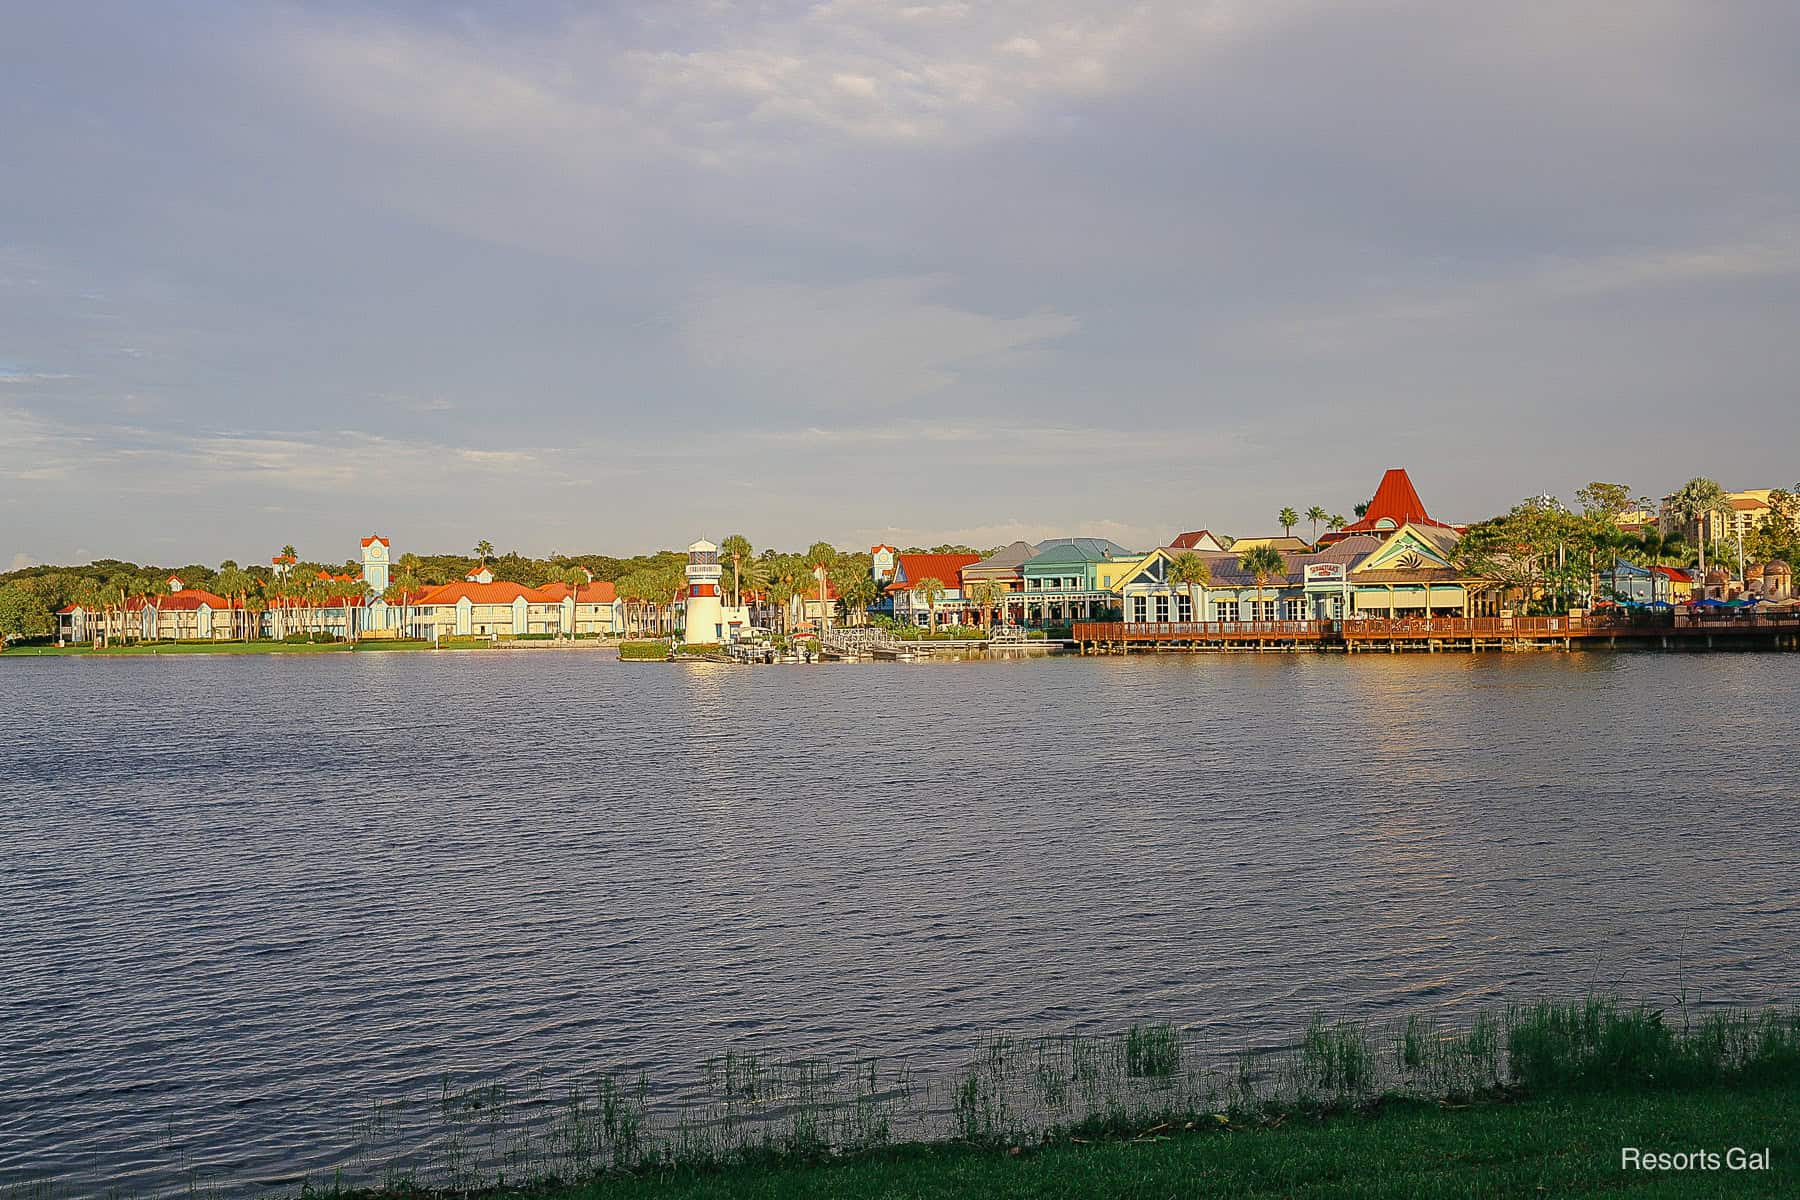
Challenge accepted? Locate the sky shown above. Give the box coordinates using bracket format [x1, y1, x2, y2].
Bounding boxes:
[4, 1, 1799, 569]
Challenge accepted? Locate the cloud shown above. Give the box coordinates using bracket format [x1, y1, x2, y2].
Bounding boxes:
[275, 2, 1314, 166]
[8, 552, 36, 572]
[1257, 224, 1800, 356]
[682, 276, 1077, 407]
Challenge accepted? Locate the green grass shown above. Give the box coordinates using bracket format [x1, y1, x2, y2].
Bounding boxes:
[618, 640, 674, 660]
[2, 638, 433, 656]
[491, 1084, 1798, 1199]
[240, 998, 1794, 1200]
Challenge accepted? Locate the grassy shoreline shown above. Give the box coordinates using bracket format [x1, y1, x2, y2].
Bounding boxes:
[0, 638, 621, 657]
[333, 1084, 1797, 1199]
[234, 999, 1792, 1200]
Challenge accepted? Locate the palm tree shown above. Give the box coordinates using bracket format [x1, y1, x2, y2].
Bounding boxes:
[1328, 513, 1347, 533]
[1353, 502, 1369, 519]
[807, 541, 837, 631]
[1667, 477, 1730, 580]
[1305, 506, 1328, 543]
[737, 556, 769, 621]
[1238, 545, 1288, 622]
[558, 564, 588, 639]
[215, 562, 252, 641]
[912, 576, 946, 633]
[835, 570, 880, 626]
[720, 534, 753, 607]
[1167, 552, 1211, 625]
[969, 578, 1003, 629]
[1278, 507, 1300, 538]
[473, 539, 495, 566]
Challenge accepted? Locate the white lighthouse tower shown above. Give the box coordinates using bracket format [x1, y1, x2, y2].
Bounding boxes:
[684, 539, 723, 645]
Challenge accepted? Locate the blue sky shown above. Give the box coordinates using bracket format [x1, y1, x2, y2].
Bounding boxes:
[4, 1, 1799, 568]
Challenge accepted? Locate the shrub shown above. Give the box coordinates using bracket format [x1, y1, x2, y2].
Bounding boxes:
[618, 640, 672, 661]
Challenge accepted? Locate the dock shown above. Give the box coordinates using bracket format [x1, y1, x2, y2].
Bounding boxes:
[1073, 612, 1800, 653]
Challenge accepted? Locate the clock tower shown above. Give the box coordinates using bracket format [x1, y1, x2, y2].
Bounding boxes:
[361, 535, 391, 592]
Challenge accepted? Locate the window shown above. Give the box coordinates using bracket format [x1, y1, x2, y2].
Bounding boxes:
[1155, 595, 1169, 622]
[1283, 599, 1306, 620]
[1254, 600, 1276, 621]
[1132, 596, 1148, 621]
[1216, 600, 1239, 622]
[1176, 594, 1192, 621]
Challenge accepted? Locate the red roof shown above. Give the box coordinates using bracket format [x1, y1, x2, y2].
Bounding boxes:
[1169, 530, 1223, 549]
[535, 579, 618, 603]
[147, 589, 232, 612]
[360, 535, 390, 548]
[1651, 567, 1693, 581]
[888, 552, 981, 593]
[411, 580, 557, 605]
[1338, 469, 1452, 534]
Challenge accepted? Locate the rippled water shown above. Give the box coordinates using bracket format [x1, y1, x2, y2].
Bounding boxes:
[2, 650, 1797, 1194]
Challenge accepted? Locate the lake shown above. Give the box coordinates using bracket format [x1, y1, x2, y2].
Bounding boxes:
[1, 650, 1796, 1195]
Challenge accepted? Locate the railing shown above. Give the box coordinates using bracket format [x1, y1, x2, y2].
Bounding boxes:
[820, 626, 902, 655]
[1075, 621, 1326, 640]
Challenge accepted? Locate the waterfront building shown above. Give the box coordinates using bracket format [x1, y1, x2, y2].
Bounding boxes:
[1652, 566, 1695, 602]
[405, 580, 566, 638]
[960, 541, 1039, 624]
[1598, 560, 1674, 606]
[141, 576, 240, 640]
[1019, 538, 1134, 624]
[886, 551, 983, 626]
[535, 576, 624, 636]
[1112, 525, 1500, 621]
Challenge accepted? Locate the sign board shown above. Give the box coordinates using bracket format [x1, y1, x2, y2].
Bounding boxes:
[1304, 563, 1346, 583]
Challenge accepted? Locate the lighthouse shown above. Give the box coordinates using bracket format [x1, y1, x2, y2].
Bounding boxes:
[684, 539, 723, 645]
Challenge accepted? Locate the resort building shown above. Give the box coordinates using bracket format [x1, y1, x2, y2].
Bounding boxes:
[962, 542, 1037, 590]
[1112, 525, 1501, 622]
[1019, 538, 1134, 624]
[886, 551, 983, 626]
[1660, 488, 1800, 548]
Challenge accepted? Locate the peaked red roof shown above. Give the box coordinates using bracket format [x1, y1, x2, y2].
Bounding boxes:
[360, 535, 390, 548]
[887, 553, 981, 593]
[1169, 530, 1224, 550]
[1338, 469, 1452, 534]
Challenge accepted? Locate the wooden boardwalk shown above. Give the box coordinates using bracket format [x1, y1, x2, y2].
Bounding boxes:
[1073, 613, 1800, 653]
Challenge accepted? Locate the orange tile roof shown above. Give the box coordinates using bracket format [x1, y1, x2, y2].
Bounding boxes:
[410, 580, 558, 606]
[889, 553, 981, 593]
[360, 535, 390, 547]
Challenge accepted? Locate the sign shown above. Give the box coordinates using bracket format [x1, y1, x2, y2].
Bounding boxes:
[1304, 563, 1346, 583]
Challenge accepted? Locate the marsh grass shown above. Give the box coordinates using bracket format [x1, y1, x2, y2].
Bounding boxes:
[20, 997, 1793, 1198]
